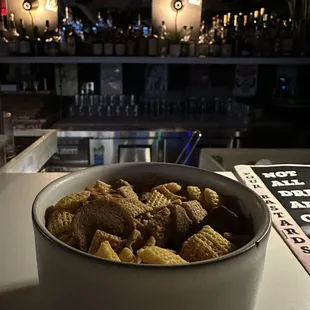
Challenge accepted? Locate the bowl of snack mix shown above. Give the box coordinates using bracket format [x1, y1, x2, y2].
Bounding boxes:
[32, 163, 271, 310]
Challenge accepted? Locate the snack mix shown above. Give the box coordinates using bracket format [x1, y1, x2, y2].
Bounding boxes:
[46, 179, 253, 265]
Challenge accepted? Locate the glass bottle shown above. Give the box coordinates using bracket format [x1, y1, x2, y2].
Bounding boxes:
[147, 26, 158, 56]
[180, 25, 189, 57]
[196, 20, 208, 57]
[281, 19, 294, 56]
[0, 13, 8, 39]
[67, 25, 76, 56]
[92, 27, 103, 56]
[187, 26, 195, 57]
[126, 25, 136, 56]
[221, 14, 233, 57]
[32, 26, 43, 56]
[209, 17, 221, 57]
[115, 28, 126, 56]
[158, 21, 169, 57]
[19, 19, 31, 56]
[7, 13, 19, 56]
[0, 28, 8, 56]
[103, 27, 114, 56]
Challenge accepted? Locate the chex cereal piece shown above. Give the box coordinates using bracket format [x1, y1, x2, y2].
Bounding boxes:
[204, 188, 220, 209]
[94, 180, 112, 191]
[56, 232, 76, 246]
[119, 247, 140, 263]
[117, 186, 139, 200]
[72, 199, 135, 251]
[94, 241, 121, 262]
[169, 204, 193, 248]
[182, 200, 207, 225]
[146, 190, 171, 210]
[144, 207, 172, 247]
[137, 246, 187, 265]
[126, 229, 144, 251]
[154, 185, 185, 201]
[114, 179, 132, 189]
[187, 186, 202, 201]
[180, 225, 235, 262]
[88, 230, 126, 254]
[144, 236, 156, 247]
[153, 182, 182, 194]
[55, 191, 91, 212]
[118, 198, 153, 218]
[47, 210, 74, 235]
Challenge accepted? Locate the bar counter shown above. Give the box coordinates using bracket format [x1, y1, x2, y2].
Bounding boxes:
[0, 172, 309, 310]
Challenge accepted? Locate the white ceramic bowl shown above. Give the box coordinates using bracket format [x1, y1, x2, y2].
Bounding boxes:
[32, 163, 271, 310]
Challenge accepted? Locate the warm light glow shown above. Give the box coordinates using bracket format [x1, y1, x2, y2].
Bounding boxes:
[6, 0, 57, 29]
[152, 0, 202, 37]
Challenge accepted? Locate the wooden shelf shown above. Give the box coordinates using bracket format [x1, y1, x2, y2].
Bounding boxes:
[1, 56, 310, 65]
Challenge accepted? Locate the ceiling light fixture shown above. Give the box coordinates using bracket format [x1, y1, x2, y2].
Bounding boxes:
[22, 0, 39, 11]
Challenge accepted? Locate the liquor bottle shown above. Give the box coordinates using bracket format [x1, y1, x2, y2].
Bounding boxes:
[136, 15, 147, 56]
[92, 27, 103, 56]
[115, 28, 126, 56]
[158, 21, 169, 57]
[209, 18, 221, 57]
[103, 27, 114, 56]
[187, 26, 196, 57]
[67, 25, 76, 56]
[147, 27, 158, 56]
[196, 20, 208, 57]
[221, 14, 233, 57]
[180, 25, 189, 57]
[126, 25, 136, 56]
[0, 28, 8, 56]
[43, 20, 53, 55]
[261, 14, 272, 57]
[32, 26, 44, 56]
[0, 13, 8, 39]
[7, 13, 19, 56]
[242, 14, 254, 56]
[19, 19, 31, 56]
[281, 19, 294, 56]
[253, 11, 262, 57]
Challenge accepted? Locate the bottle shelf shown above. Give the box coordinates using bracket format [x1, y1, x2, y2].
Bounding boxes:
[0, 56, 310, 65]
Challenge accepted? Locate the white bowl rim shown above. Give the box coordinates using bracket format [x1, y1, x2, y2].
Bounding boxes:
[32, 162, 271, 269]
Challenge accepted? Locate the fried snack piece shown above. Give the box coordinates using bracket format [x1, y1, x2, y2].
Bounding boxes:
[146, 190, 171, 209]
[55, 191, 91, 212]
[180, 225, 235, 262]
[154, 185, 185, 201]
[187, 186, 202, 201]
[47, 210, 74, 235]
[169, 204, 193, 249]
[126, 229, 145, 251]
[118, 198, 153, 218]
[142, 207, 172, 247]
[117, 186, 139, 200]
[72, 199, 135, 251]
[56, 232, 76, 246]
[114, 179, 132, 189]
[144, 236, 156, 247]
[94, 180, 112, 191]
[119, 247, 141, 263]
[137, 246, 187, 265]
[88, 230, 126, 254]
[201, 206, 241, 234]
[181, 200, 207, 225]
[94, 241, 121, 261]
[204, 188, 220, 209]
[153, 182, 182, 194]
[223, 233, 253, 247]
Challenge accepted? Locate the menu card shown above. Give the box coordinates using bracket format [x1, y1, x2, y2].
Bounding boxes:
[234, 164, 310, 274]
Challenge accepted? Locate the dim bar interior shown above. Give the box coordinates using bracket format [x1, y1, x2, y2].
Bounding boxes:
[0, 0, 310, 308]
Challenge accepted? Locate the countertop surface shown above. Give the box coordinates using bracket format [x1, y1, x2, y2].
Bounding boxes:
[0, 172, 309, 310]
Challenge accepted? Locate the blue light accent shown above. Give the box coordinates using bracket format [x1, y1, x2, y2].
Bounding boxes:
[282, 85, 286, 90]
